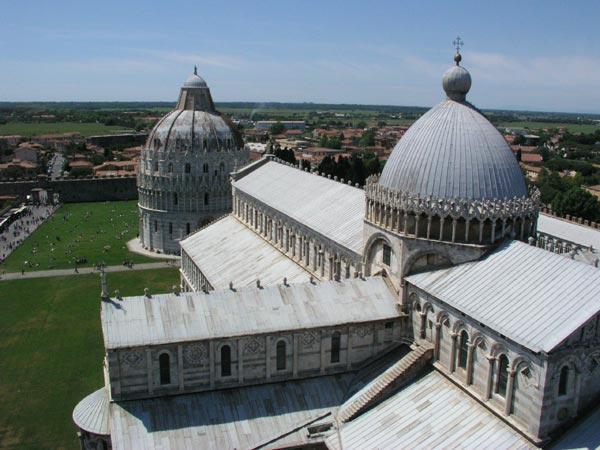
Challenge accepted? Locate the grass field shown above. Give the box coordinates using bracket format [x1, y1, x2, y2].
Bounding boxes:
[0, 268, 180, 450]
[0, 122, 133, 138]
[497, 121, 600, 134]
[0, 201, 161, 272]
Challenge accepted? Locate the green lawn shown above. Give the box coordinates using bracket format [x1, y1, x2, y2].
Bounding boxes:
[498, 121, 600, 134]
[0, 268, 180, 450]
[0, 201, 162, 272]
[0, 122, 133, 138]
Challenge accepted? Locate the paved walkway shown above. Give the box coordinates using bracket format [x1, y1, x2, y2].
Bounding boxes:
[126, 238, 181, 260]
[0, 260, 179, 281]
[0, 204, 59, 263]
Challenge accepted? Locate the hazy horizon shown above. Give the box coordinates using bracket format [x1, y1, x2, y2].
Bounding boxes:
[3, 0, 600, 114]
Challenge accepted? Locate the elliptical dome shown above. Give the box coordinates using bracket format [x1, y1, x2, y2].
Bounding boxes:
[379, 54, 527, 201]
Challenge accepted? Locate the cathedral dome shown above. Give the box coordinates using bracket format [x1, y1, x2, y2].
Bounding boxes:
[378, 56, 527, 201]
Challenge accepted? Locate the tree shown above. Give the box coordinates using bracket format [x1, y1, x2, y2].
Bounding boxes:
[269, 121, 286, 135]
[273, 148, 296, 165]
[552, 187, 600, 221]
[359, 129, 376, 147]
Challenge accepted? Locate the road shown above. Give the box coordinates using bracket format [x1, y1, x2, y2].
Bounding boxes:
[49, 152, 65, 180]
[0, 260, 179, 281]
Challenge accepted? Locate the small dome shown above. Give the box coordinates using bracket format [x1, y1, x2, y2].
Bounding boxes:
[184, 73, 207, 88]
[442, 64, 471, 101]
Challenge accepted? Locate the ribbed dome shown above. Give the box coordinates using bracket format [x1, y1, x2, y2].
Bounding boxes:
[442, 65, 471, 101]
[72, 387, 110, 435]
[379, 59, 527, 201]
[147, 109, 242, 153]
[184, 73, 207, 88]
[183, 66, 208, 87]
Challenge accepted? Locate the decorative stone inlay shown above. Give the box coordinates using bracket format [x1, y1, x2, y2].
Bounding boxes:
[354, 325, 373, 338]
[244, 337, 264, 354]
[184, 343, 207, 364]
[365, 174, 540, 224]
[121, 349, 144, 368]
[300, 331, 318, 349]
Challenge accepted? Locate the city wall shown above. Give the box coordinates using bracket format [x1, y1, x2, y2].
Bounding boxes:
[0, 176, 138, 203]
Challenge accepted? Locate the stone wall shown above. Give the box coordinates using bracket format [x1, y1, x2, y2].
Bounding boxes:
[107, 318, 404, 401]
[0, 177, 137, 203]
[408, 285, 547, 444]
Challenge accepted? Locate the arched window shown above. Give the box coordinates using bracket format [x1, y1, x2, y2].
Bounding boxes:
[276, 340, 286, 370]
[220, 162, 225, 172]
[168, 163, 173, 173]
[331, 331, 341, 363]
[186, 223, 190, 235]
[159, 353, 171, 385]
[169, 222, 173, 236]
[185, 163, 191, 173]
[204, 193, 209, 205]
[496, 354, 509, 397]
[173, 193, 178, 205]
[221, 345, 231, 377]
[559, 365, 569, 396]
[458, 330, 469, 369]
[153, 162, 158, 172]
[203, 163, 209, 173]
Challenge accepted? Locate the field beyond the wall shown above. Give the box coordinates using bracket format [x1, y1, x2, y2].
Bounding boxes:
[0, 268, 180, 450]
[0, 122, 133, 138]
[1, 201, 163, 272]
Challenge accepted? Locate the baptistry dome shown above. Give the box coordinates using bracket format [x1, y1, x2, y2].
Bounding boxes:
[137, 67, 248, 254]
[378, 55, 527, 201]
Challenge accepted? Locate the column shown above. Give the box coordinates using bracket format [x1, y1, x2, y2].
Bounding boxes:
[504, 369, 516, 415]
[146, 349, 154, 394]
[293, 334, 299, 377]
[238, 338, 244, 384]
[434, 323, 442, 361]
[265, 336, 271, 380]
[209, 341, 215, 389]
[178, 344, 184, 392]
[465, 343, 475, 385]
[449, 332, 458, 372]
[485, 355, 495, 400]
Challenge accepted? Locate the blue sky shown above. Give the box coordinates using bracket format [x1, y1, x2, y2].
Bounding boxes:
[2, 0, 600, 113]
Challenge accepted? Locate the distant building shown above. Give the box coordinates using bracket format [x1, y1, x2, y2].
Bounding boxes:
[14, 145, 38, 164]
[255, 120, 306, 131]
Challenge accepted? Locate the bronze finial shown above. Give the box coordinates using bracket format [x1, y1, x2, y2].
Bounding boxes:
[452, 36, 464, 65]
[194, 65, 198, 75]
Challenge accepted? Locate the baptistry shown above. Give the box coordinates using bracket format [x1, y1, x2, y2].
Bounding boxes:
[137, 67, 248, 253]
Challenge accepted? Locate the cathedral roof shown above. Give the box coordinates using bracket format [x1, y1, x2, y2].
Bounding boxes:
[233, 160, 365, 254]
[102, 277, 398, 349]
[327, 371, 536, 450]
[406, 240, 600, 353]
[181, 215, 311, 289]
[379, 54, 527, 201]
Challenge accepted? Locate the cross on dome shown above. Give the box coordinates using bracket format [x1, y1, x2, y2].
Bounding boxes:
[452, 36, 464, 65]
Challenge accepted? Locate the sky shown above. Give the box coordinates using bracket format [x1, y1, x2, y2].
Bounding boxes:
[1, 0, 600, 113]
